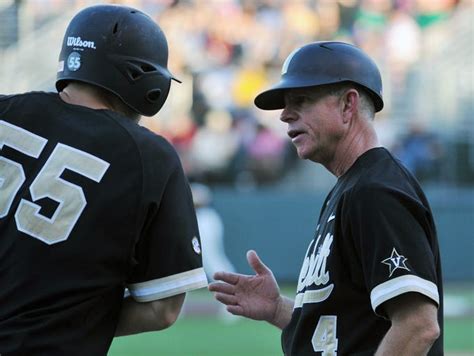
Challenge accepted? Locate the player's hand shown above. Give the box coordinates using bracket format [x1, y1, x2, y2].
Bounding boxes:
[208, 250, 282, 324]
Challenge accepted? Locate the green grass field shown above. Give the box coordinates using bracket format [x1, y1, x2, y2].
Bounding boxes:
[109, 284, 474, 356]
[110, 318, 281, 356]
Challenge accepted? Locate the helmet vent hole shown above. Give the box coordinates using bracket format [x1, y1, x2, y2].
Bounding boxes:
[320, 44, 333, 51]
[146, 89, 161, 103]
[140, 63, 156, 73]
[113, 23, 119, 34]
[129, 69, 142, 80]
[130, 10, 136, 14]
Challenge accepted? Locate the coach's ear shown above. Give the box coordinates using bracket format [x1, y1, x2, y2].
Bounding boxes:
[340, 89, 359, 124]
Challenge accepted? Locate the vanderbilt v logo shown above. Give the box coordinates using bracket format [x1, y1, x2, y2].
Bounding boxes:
[393, 256, 402, 266]
[381, 248, 410, 277]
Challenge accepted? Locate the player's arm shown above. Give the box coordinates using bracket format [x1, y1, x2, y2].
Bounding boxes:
[209, 250, 294, 330]
[375, 292, 440, 355]
[115, 293, 185, 336]
[114, 147, 206, 337]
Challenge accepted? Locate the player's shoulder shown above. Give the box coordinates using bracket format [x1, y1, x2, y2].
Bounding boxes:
[137, 125, 179, 161]
[0, 91, 58, 107]
[107, 114, 180, 165]
[0, 92, 18, 101]
[0, 92, 61, 121]
[0, 91, 56, 100]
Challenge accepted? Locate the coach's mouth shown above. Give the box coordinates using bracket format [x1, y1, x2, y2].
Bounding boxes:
[288, 129, 305, 140]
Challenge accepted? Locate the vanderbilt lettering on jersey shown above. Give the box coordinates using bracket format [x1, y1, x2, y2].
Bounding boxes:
[282, 147, 443, 355]
[295, 232, 334, 308]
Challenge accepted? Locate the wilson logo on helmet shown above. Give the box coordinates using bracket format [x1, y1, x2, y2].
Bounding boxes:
[67, 36, 96, 50]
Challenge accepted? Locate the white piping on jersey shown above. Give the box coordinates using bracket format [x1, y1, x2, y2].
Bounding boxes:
[370, 275, 439, 314]
[294, 284, 334, 308]
[127, 267, 208, 302]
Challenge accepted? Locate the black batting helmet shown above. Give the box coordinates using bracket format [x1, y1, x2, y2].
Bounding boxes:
[254, 41, 384, 112]
[56, 4, 180, 116]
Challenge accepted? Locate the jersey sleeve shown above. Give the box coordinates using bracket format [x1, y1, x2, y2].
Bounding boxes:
[126, 141, 207, 302]
[343, 185, 440, 317]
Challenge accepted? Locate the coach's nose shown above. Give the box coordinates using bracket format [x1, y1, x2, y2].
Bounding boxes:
[280, 107, 297, 123]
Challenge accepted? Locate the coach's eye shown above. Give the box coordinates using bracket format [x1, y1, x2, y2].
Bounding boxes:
[289, 95, 308, 107]
[285, 93, 311, 108]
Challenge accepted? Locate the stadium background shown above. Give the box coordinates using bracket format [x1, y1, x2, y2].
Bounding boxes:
[0, 0, 472, 354]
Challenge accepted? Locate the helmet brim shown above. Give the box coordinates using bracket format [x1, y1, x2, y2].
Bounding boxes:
[254, 77, 384, 112]
[254, 76, 330, 110]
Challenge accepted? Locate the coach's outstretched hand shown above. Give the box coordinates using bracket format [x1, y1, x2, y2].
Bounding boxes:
[208, 250, 293, 329]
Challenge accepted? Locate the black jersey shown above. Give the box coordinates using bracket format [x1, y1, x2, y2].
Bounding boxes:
[0, 92, 207, 355]
[282, 148, 443, 355]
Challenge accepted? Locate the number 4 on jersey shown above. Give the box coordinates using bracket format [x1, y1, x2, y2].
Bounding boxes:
[312, 315, 338, 355]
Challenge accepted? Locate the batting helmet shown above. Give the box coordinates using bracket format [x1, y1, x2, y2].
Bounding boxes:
[56, 4, 180, 116]
[254, 41, 384, 112]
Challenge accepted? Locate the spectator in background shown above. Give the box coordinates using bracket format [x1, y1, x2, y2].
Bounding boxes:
[191, 183, 235, 281]
[1, 0, 461, 191]
[384, 6, 421, 90]
[189, 109, 240, 184]
[393, 121, 443, 182]
[245, 122, 288, 185]
[190, 183, 237, 321]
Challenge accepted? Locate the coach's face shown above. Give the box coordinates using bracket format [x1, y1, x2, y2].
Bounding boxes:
[280, 87, 345, 166]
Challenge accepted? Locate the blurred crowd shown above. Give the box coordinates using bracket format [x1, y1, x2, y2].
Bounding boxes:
[2, 0, 466, 187]
[147, 0, 458, 187]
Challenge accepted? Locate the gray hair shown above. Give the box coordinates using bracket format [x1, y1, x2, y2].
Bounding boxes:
[309, 82, 375, 120]
[318, 82, 375, 120]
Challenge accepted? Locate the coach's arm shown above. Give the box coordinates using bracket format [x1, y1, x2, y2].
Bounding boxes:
[115, 293, 185, 336]
[375, 292, 440, 355]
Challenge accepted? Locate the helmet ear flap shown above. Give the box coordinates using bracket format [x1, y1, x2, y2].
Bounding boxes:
[107, 54, 171, 114]
[144, 75, 171, 113]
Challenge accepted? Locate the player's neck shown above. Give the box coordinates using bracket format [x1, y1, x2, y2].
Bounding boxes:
[59, 84, 110, 111]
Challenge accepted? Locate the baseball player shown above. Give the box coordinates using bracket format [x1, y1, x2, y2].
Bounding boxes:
[0, 5, 207, 355]
[209, 42, 443, 355]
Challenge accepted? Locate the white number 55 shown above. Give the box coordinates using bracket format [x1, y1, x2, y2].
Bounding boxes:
[0, 120, 109, 244]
